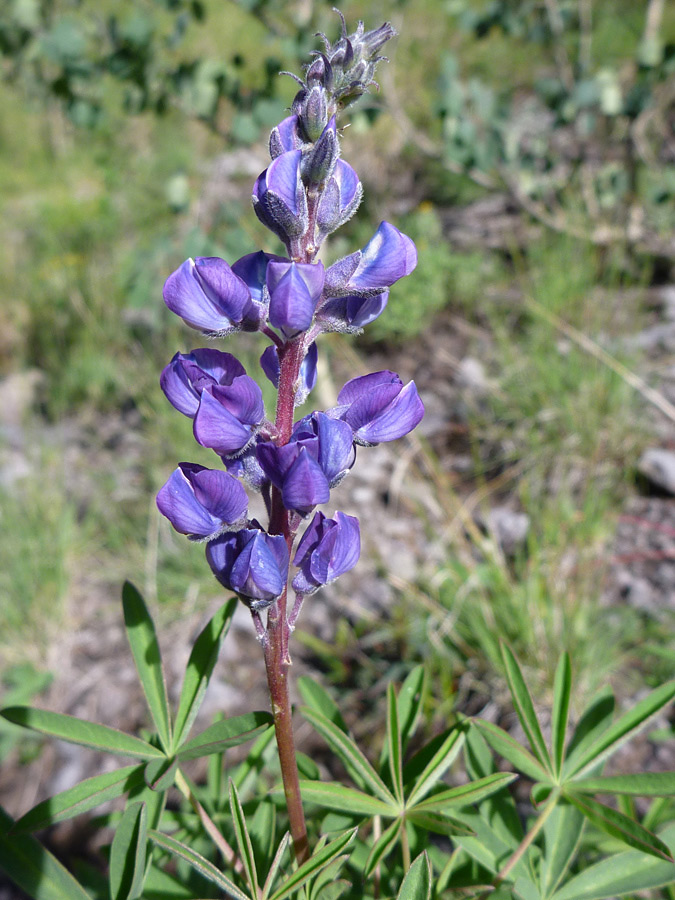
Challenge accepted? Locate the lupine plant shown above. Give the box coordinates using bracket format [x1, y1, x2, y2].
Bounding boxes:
[2, 12, 675, 900]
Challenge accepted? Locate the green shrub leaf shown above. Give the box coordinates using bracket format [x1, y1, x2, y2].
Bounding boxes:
[0, 805, 93, 899]
[551, 823, 675, 900]
[229, 780, 259, 898]
[501, 643, 552, 774]
[298, 780, 396, 817]
[565, 680, 675, 779]
[267, 829, 357, 900]
[396, 851, 432, 900]
[0, 707, 164, 760]
[177, 712, 272, 760]
[386, 682, 404, 803]
[297, 677, 348, 732]
[109, 801, 147, 900]
[473, 719, 550, 782]
[301, 707, 395, 804]
[406, 728, 465, 807]
[13, 765, 145, 833]
[411, 772, 517, 813]
[571, 772, 675, 797]
[551, 653, 572, 778]
[148, 829, 249, 899]
[173, 598, 237, 750]
[566, 793, 674, 861]
[122, 582, 172, 752]
[364, 818, 401, 878]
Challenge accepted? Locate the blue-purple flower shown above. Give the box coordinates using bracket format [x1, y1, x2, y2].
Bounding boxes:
[324, 221, 417, 297]
[157, 463, 248, 540]
[160, 349, 246, 417]
[257, 412, 355, 515]
[266, 260, 325, 337]
[253, 150, 308, 246]
[206, 525, 289, 610]
[163, 257, 258, 334]
[329, 371, 424, 445]
[269, 115, 303, 159]
[292, 511, 360, 595]
[316, 289, 389, 332]
[193, 376, 265, 458]
[316, 159, 362, 236]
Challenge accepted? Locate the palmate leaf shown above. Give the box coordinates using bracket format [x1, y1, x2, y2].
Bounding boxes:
[261, 833, 291, 900]
[472, 719, 550, 782]
[13, 764, 145, 833]
[172, 598, 237, 750]
[551, 653, 571, 778]
[109, 801, 147, 900]
[405, 728, 465, 807]
[0, 805, 93, 900]
[301, 707, 395, 804]
[364, 818, 401, 878]
[387, 682, 404, 803]
[396, 666, 426, 753]
[229, 780, 259, 899]
[122, 582, 172, 753]
[565, 792, 674, 862]
[551, 823, 675, 900]
[562, 688, 614, 776]
[176, 712, 272, 760]
[396, 851, 432, 900]
[539, 801, 586, 899]
[148, 829, 250, 900]
[297, 676, 348, 733]
[501, 643, 552, 775]
[410, 772, 518, 814]
[298, 780, 396, 817]
[571, 772, 675, 797]
[0, 707, 164, 761]
[564, 680, 675, 780]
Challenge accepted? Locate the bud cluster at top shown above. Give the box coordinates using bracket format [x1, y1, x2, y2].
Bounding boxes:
[157, 12, 424, 622]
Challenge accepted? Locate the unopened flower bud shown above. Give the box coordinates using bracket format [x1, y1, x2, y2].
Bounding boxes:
[301, 117, 339, 185]
[301, 84, 328, 142]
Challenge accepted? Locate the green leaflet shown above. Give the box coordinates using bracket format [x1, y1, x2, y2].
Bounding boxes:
[0, 805, 93, 900]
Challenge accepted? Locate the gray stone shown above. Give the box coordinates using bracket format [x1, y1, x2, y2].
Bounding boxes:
[638, 448, 675, 495]
[488, 506, 530, 555]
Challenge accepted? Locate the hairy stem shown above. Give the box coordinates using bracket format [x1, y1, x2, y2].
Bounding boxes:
[262, 332, 310, 864]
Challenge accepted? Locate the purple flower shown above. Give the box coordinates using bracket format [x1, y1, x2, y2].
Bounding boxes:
[324, 221, 417, 297]
[316, 290, 389, 333]
[316, 159, 363, 236]
[157, 463, 248, 540]
[160, 349, 246, 417]
[269, 115, 303, 159]
[292, 511, 360, 595]
[256, 412, 355, 515]
[220, 441, 269, 491]
[260, 341, 318, 405]
[206, 526, 289, 610]
[163, 257, 256, 335]
[193, 376, 265, 457]
[231, 250, 286, 309]
[266, 260, 325, 337]
[253, 150, 308, 247]
[329, 371, 424, 446]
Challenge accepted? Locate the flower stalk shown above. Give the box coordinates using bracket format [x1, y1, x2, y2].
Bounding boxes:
[156, 10, 424, 865]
